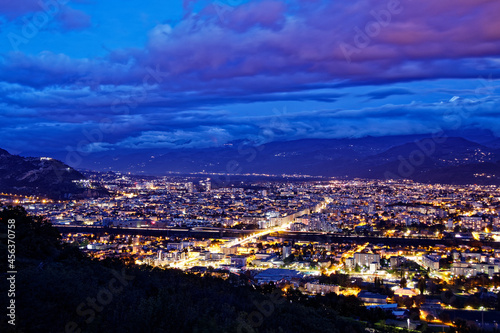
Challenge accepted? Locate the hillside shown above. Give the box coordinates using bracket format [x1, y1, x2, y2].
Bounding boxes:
[0, 149, 106, 199]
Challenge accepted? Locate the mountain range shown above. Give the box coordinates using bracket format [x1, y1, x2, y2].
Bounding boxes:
[3, 132, 500, 192]
[26, 132, 500, 186]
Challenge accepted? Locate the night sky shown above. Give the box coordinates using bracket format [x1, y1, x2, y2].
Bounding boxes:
[1, 0, 500, 155]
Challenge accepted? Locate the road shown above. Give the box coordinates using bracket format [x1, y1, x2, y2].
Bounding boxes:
[171, 221, 294, 268]
[55, 225, 500, 249]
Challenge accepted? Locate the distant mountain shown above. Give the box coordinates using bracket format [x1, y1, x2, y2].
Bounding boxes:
[355, 137, 500, 184]
[412, 161, 500, 185]
[54, 134, 426, 173]
[0, 148, 107, 199]
[32, 134, 500, 186]
[484, 138, 500, 149]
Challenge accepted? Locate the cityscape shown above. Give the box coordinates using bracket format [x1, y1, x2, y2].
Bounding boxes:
[2, 172, 500, 331]
[1, 0, 500, 332]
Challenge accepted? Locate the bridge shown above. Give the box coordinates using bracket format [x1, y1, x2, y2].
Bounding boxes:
[55, 225, 500, 249]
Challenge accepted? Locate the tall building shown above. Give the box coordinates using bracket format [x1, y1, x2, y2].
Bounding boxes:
[282, 245, 292, 259]
[353, 253, 380, 268]
[198, 178, 211, 192]
[422, 254, 441, 270]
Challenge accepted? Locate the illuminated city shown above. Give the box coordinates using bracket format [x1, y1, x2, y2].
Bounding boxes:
[2, 173, 500, 331]
[2, 0, 500, 332]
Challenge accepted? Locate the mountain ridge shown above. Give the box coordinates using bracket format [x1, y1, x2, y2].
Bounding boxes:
[0, 149, 107, 199]
[8, 134, 500, 186]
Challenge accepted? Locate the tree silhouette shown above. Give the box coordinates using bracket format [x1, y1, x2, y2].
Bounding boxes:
[400, 277, 407, 288]
[418, 277, 426, 295]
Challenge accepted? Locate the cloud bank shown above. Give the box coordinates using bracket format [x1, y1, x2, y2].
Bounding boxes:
[0, 0, 499, 154]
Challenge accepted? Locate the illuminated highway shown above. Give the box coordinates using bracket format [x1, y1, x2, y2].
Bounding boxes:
[171, 221, 294, 268]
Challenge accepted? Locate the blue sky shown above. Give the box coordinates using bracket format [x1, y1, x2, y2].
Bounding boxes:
[1, 0, 499, 156]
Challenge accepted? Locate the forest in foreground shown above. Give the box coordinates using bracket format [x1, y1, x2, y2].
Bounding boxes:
[0, 206, 376, 333]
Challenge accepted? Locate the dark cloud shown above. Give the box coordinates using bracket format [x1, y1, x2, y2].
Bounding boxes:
[0, 0, 91, 31]
[1, 0, 500, 154]
[360, 88, 414, 100]
[0, 1, 43, 20]
[58, 7, 91, 31]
